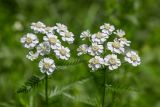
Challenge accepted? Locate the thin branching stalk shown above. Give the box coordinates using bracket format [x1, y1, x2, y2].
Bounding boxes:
[102, 69, 106, 107]
[45, 73, 49, 107]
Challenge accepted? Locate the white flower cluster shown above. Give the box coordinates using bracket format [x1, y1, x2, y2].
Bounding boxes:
[77, 23, 141, 71]
[20, 21, 75, 75]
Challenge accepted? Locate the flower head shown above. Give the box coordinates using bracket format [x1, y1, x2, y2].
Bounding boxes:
[104, 54, 121, 70]
[77, 44, 88, 56]
[107, 38, 124, 54]
[20, 33, 39, 49]
[88, 56, 104, 70]
[100, 23, 115, 35]
[80, 30, 91, 40]
[60, 31, 74, 44]
[31, 21, 46, 33]
[39, 58, 56, 75]
[54, 23, 68, 34]
[44, 26, 54, 34]
[37, 42, 51, 56]
[114, 29, 125, 37]
[26, 51, 39, 61]
[43, 34, 61, 49]
[88, 43, 103, 56]
[54, 46, 70, 60]
[91, 32, 108, 44]
[117, 38, 131, 46]
[125, 51, 141, 66]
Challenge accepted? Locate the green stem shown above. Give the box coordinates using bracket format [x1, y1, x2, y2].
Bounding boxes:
[102, 69, 106, 107]
[45, 73, 49, 107]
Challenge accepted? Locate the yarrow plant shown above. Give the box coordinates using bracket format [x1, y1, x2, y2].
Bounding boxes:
[20, 21, 75, 107]
[20, 21, 141, 107]
[77, 23, 141, 71]
[20, 21, 75, 75]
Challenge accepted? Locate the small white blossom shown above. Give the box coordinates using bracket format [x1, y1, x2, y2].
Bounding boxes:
[91, 32, 108, 44]
[43, 34, 61, 49]
[44, 26, 54, 34]
[88, 56, 104, 70]
[107, 38, 124, 54]
[54, 23, 68, 34]
[60, 31, 74, 44]
[31, 21, 46, 33]
[88, 43, 103, 56]
[77, 44, 88, 56]
[125, 51, 141, 66]
[100, 23, 115, 35]
[114, 29, 125, 37]
[26, 51, 39, 61]
[37, 42, 50, 56]
[104, 54, 121, 70]
[54, 46, 70, 60]
[117, 38, 131, 46]
[20, 33, 39, 49]
[39, 58, 56, 75]
[80, 30, 91, 40]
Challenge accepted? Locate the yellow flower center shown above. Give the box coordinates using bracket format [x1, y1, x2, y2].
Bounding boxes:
[105, 25, 110, 30]
[92, 45, 99, 51]
[112, 42, 120, 49]
[44, 62, 51, 69]
[26, 37, 32, 43]
[131, 55, 137, 61]
[96, 32, 102, 39]
[60, 49, 66, 55]
[49, 37, 56, 44]
[65, 32, 71, 38]
[45, 27, 52, 32]
[92, 59, 99, 64]
[36, 22, 43, 28]
[109, 58, 116, 65]
[42, 46, 47, 51]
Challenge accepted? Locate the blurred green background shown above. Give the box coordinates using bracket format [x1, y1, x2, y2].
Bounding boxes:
[0, 0, 160, 107]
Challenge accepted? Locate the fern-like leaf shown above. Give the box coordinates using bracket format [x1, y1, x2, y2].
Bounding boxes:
[56, 58, 84, 66]
[17, 75, 45, 93]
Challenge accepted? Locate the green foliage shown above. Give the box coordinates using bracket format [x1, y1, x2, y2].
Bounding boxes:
[17, 75, 44, 93]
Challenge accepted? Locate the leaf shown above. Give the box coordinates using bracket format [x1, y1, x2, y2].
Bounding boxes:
[17, 75, 45, 93]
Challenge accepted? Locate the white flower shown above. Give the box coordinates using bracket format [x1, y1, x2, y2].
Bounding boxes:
[54, 23, 68, 34]
[107, 38, 124, 54]
[114, 29, 125, 37]
[88, 43, 103, 56]
[60, 31, 74, 44]
[77, 44, 88, 56]
[88, 56, 104, 70]
[100, 23, 115, 35]
[26, 51, 39, 61]
[20, 33, 39, 49]
[104, 54, 121, 70]
[37, 42, 50, 56]
[31, 21, 46, 33]
[44, 26, 54, 34]
[80, 30, 91, 40]
[117, 38, 131, 46]
[91, 32, 108, 44]
[125, 51, 141, 66]
[39, 58, 56, 75]
[54, 46, 70, 60]
[43, 34, 61, 49]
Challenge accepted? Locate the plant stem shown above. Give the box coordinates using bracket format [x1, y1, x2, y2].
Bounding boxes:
[102, 69, 106, 107]
[45, 73, 49, 107]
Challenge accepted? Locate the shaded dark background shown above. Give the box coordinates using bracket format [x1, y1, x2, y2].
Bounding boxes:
[0, 0, 160, 107]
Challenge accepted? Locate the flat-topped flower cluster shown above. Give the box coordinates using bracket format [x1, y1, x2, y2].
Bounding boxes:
[77, 23, 141, 71]
[20, 22, 75, 75]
